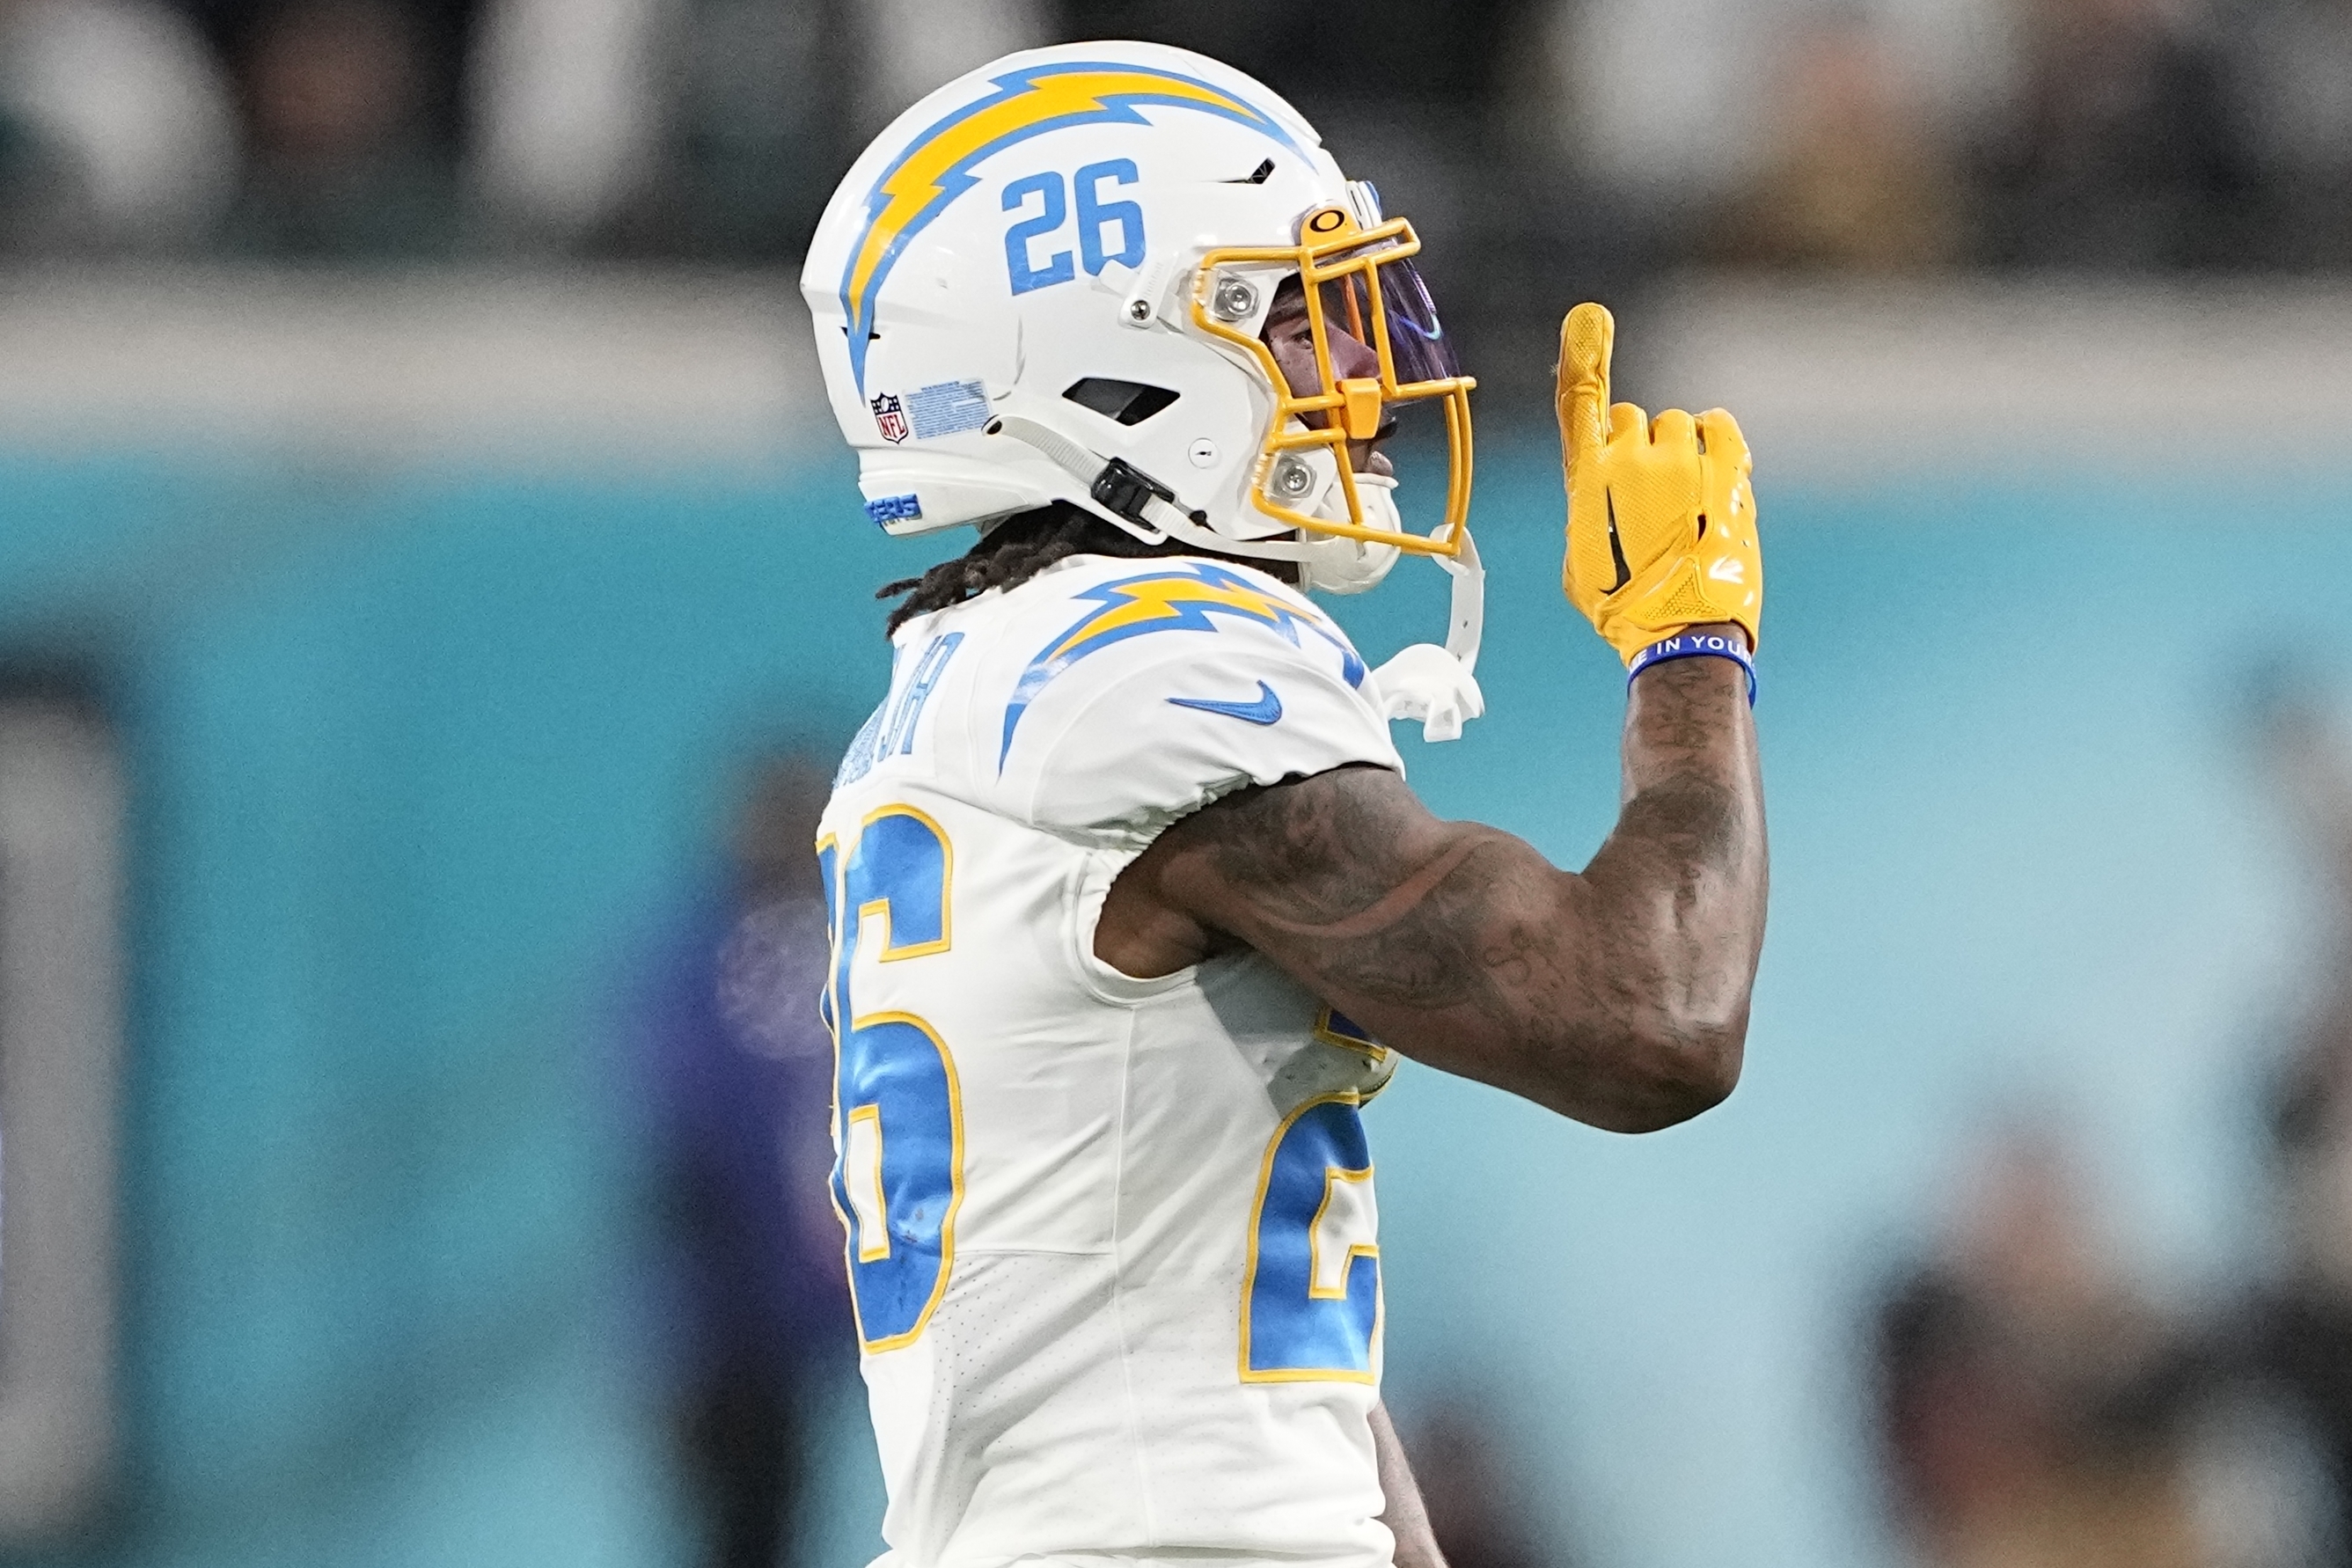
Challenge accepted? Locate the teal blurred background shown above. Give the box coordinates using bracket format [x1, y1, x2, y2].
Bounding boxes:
[9, 0, 2352, 1552]
[0, 436, 2329, 1567]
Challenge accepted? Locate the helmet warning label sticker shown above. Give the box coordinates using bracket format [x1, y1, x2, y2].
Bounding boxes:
[905, 380, 991, 440]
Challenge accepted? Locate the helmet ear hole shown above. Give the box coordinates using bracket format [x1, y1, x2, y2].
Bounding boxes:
[1062, 377, 1181, 426]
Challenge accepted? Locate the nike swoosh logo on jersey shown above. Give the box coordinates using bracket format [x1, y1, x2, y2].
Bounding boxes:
[1167, 681, 1283, 726]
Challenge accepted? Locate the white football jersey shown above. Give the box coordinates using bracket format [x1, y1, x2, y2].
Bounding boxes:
[816, 551, 1409, 1568]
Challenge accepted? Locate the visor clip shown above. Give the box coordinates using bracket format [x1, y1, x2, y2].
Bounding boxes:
[1090, 457, 1177, 527]
[1118, 251, 1180, 329]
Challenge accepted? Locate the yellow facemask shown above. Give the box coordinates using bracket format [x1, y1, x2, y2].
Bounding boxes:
[1190, 202, 1476, 561]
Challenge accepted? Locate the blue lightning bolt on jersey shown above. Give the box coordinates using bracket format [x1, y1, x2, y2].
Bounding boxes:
[817, 551, 1405, 1568]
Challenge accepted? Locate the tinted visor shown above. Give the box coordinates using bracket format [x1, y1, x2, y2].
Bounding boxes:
[1314, 248, 1461, 386]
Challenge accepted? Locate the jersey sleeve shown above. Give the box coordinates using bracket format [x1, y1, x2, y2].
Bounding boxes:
[1007, 616, 1403, 845]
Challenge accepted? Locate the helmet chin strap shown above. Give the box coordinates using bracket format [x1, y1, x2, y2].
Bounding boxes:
[989, 412, 1482, 683]
[1435, 523, 1484, 674]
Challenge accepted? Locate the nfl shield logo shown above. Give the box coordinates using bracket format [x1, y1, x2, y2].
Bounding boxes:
[871, 392, 909, 443]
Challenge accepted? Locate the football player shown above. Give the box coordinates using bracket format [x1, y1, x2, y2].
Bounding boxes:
[800, 40, 1767, 1568]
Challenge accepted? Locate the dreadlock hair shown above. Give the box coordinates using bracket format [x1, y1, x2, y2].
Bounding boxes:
[876, 501, 1291, 637]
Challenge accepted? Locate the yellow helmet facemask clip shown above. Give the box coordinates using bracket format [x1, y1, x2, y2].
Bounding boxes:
[1190, 202, 1476, 560]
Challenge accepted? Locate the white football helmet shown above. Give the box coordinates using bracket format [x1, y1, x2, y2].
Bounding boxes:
[800, 40, 1485, 737]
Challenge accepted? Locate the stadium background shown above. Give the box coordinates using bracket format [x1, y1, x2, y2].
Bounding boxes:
[4, 1, 2352, 1566]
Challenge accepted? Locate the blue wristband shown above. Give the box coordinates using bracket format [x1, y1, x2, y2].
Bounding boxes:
[1627, 629, 1756, 706]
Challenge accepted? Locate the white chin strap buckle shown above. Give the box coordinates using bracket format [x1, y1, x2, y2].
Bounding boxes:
[1367, 526, 1484, 743]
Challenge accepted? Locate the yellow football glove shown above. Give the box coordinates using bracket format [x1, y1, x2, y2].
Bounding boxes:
[1557, 302, 1762, 661]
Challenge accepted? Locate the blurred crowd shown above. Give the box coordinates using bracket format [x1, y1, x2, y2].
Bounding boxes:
[1866, 692, 2352, 1568]
[1718, 0, 2352, 272]
[4, 0, 2351, 274]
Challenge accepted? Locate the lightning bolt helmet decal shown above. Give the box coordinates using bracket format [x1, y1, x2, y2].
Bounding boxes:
[839, 61, 1303, 392]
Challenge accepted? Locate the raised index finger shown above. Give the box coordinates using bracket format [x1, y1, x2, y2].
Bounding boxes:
[1557, 301, 1616, 464]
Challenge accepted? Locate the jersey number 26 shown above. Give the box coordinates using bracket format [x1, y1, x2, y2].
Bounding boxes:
[818, 807, 964, 1354]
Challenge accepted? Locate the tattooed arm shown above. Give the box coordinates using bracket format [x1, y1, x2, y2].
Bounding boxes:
[1095, 624, 1766, 1133]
